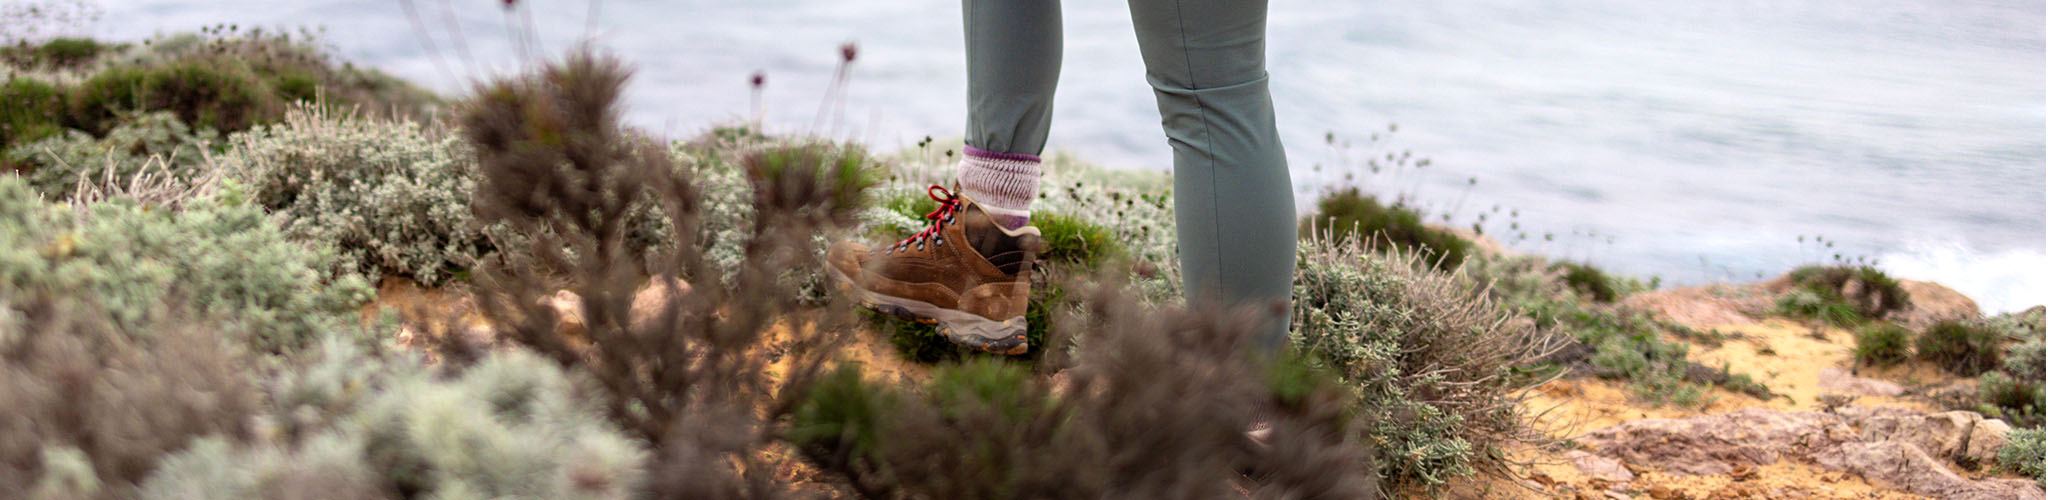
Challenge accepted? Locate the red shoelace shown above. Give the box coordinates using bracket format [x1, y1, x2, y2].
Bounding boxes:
[889, 185, 961, 253]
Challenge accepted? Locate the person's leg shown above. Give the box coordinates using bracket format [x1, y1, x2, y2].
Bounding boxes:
[821, 0, 1062, 355]
[958, 0, 1061, 229]
[1126, 0, 1295, 349]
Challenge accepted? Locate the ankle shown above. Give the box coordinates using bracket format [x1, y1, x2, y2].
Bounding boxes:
[958, 146, 1041, 229]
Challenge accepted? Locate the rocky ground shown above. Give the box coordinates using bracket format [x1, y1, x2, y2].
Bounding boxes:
[363, 271, 2043, 500]
[1455, 277, 2044, 500]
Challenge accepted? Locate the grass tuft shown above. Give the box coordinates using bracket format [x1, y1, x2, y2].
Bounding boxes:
[1300, 187, 1471, 272]
[1916, 319, 2004, 376]
[1784, 265, 1909, 320]
[1853, 322, 1912, 366]
[1554, 261, 1619, 303]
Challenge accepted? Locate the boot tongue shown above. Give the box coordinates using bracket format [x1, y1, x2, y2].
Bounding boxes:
[958, 200, 1030, 275]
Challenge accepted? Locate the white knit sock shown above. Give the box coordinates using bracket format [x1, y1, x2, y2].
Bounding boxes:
[957, 146, 1042, 229]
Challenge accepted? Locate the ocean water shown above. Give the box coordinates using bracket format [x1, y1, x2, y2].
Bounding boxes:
[77, 0, 2046, 311]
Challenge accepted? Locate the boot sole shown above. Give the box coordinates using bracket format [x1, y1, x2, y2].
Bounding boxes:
[828, 265, 1029, 355]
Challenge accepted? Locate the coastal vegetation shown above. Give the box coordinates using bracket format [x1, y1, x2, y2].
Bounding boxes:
[2, 24, 2041, 499]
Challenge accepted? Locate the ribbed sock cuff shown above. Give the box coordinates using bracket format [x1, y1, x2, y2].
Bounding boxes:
[958, 146, 1041, 229]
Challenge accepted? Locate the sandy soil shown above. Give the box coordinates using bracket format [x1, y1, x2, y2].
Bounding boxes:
[1498, 309, 2025, 500]
[1688, 318, 1948, 412]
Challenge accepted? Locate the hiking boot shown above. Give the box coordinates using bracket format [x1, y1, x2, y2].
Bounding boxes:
[827, 185, 1041, 355]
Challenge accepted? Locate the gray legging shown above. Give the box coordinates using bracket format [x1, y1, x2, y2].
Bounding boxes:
[964, 0, 1296, 347]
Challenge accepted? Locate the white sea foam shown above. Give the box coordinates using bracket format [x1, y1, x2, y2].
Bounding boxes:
[1879, 241, 2047, 315]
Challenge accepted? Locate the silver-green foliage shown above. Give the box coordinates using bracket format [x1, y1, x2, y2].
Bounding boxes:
[1291, 239, 1550, 486]
[1999, 427, 2043, 483]
[215, 107, 486, 286]
[142, 338, 646, 499]
[0, 174, 366, 353]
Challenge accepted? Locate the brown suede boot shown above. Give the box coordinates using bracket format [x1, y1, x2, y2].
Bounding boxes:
[827, 185, 1040, 355]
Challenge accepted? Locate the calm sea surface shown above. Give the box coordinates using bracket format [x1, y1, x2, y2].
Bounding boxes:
[82, 0, 2047, 311]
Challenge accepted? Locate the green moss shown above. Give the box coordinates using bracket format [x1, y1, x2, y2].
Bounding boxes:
[1032, 211, 1122, 268]
[1853, 322, 1912, 366]
[1917, 319, 2005, 376]
[1300, 187, 1470, 271]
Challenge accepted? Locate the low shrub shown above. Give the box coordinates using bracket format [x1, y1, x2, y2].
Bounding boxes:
[1979, 372, 2044, 428]
[1853, 322, 1913, 366]
[7, 111, 215, 199]
[1990, 306, 2047, 341]
[0, 299, 262, 497]
[215, 106, 487, 286]
[1461, 254, 1735, 406]
[138, 30, 440, 122]
[1, 36, 109, 68]
[67, 54, 282, 136]
[0, 77, 65, 149]
[795, 281, 1380, 498]
[1777, 288, 1863, 328]
[0, 175, 369, 354]
[141, 339, 647, 499]
[1293, 241, 1556, 486]
[2007, 340, 2045, 384]
[1917, 319, 2004, 376]
[1300, 187, 1471, 271]
[1554, 261, 1619, 303]
[1999, 427, 2044, 483]
[462, 52, 869, 499]
[1785, 265, 1909, 320]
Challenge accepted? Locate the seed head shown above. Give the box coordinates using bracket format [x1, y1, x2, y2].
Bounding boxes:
[839, 41, 858, 62]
